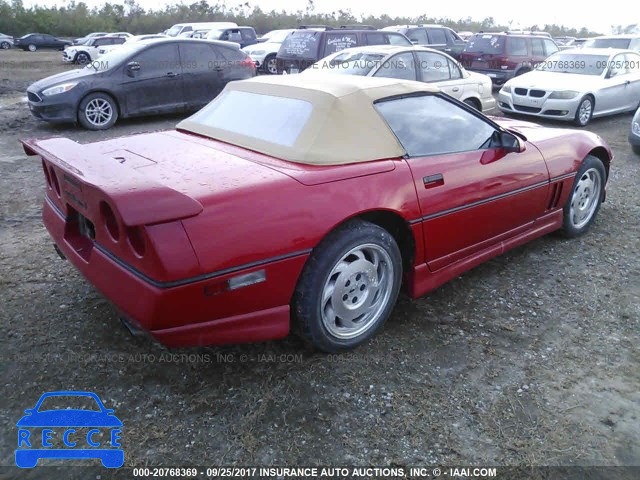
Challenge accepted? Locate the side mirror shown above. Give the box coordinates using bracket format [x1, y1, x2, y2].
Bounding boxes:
[606, 69, 616, 79]
[501, 131, 526, 153]
[410, 39, 419, 45]
[126, 61, 140, 77]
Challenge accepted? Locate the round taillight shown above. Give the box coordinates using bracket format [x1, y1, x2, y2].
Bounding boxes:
[49, 167, 60, 196]
[42, 160, 51, 188]
[100, 201, 120, 241]
[127, 226, 146, 257]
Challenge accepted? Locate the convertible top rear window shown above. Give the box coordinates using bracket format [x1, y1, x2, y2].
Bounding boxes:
[187, 90, 313, 147]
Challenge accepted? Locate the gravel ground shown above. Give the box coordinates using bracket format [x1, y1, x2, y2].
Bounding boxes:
[1, 50, 638, 479]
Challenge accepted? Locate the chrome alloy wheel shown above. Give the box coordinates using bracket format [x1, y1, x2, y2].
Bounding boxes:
[320, 243, 395, 340]
[578, 98, 592, 125]
[569, 167, 602, 229]
[85, 98, 113, 127]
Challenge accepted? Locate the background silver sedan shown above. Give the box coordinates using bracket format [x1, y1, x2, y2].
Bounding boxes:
[498, 48, 640, 126]
[302, 45, 496, 112]
[630, 106, 640, 154]
[0, 32, 14, 49]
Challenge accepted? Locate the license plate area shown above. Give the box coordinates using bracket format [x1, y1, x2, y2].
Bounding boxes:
[64, 206, 95, 261]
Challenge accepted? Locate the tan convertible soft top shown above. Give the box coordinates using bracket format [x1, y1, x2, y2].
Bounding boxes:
[177, 74, 439, 165]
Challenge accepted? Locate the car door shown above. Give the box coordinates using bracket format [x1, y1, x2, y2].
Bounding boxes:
[624, 53, 640, 102]
[426, 28, 448, 53]
[120, 43, 185, 116]
[415, 51, 464, 99]
[372, 52, 417, 81]
[597, 53, 636, 114]
[374, 93, 549, 271]
[178, 42, 226, 110]
[444, 29, 465, 59]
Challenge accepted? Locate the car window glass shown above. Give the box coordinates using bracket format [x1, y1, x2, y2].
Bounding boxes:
[241, 29, 256, 40]
[180, 43, 221, 72]
[228, 31, 242, 43]
[182, 26, 193, 33]
[507, 38, 527, 55]
[374, 52, 416, 81]
[630, 39, 640, 50]
[610, 54, 629, 76]
[280, 31, 321, 58]
[448, 58, 462, 79]
[364, 32, 385, 45]
[543, 39, 558, 55]
[446, 29, 462, 42]
[531, 38, 544, 56]
[324, 33, 358, 55]
[426, 28, 447, 45]
[407, 29, 428, 44]
[375, 94, 496, 156]
[416, 51, 450, 82]
[189, 90, 313, 147]
[626, 53, 640, 72]
[130, 44, 180, 76]
[385, 33, 412, 46]
[115, 38, 126, 44]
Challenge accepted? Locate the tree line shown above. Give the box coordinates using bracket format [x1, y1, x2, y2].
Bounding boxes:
[0, 0, 606, 38]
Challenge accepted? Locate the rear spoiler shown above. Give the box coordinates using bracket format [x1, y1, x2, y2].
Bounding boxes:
[22, 137, 203, 226]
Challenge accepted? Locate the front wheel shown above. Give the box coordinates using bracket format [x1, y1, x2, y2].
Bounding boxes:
[75, 52, 90, 64]
[28, 44, 37, 52]
[0, 41, 10, 49]
[574, 96, 594, 127]
[78, 92, 118, 130]
[560, 155, 606, 237]
[632, 145, 640, 156]
[293, 220, 402, 352]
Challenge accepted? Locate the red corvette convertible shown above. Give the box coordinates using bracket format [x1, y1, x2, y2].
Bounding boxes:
[24, 75, 612, 352]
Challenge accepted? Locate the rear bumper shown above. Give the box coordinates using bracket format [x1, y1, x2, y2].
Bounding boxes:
[43, 198, 305, 348]
[467, 68, 514, 85]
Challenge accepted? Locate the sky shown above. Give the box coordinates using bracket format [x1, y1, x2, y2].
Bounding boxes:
[21, 0, 638, 34]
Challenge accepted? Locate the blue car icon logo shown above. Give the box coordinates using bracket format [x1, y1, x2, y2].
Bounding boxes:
[15, 391, 123, 468]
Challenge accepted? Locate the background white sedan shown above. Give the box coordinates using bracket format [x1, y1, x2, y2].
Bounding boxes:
[301, 45, 496, 112]
[498, 48, 640, 126]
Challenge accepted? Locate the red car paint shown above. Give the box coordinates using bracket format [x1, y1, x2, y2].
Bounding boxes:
[23, 119, 612, 348]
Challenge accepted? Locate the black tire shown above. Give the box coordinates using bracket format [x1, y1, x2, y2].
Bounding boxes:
[632, 144, 640, 156]
[560, 155, 606, 238]
[263, 54, 278, 74]
[463, 98, 481, 110]
[293, 219, 403, 353]
[77, 92, 118, 130]
[0, 41, 10, 50]
[75, 52, 91, 65]
[574, 95, 594, 127]
[28, 44, 37, 52]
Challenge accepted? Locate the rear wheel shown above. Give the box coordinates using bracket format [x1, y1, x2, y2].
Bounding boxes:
[463, 98, 481, 110]
[574, 96, 593, 127]
[28, 44, 37, 52]
[0, 41, 10, 49]
[264, 54, 278, 74]
[293, 220, 402, 352]
[632, 145, 640, 156]
[560, 155, 605, 237]
[78, 92, 118, 130]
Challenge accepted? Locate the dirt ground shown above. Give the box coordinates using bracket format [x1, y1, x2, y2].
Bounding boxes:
[1, 50, 638, 479]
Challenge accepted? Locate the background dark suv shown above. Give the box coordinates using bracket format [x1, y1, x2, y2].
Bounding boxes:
[382, 24, 466, 59]
[460, 32, 558, 85]
[207, 27, 258, 49]
[276, 27, 411, 74]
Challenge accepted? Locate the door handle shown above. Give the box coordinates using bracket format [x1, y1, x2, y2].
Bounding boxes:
[423, 173, 444, 188]
[166, 72, 180, 78]
[444, 48, 452, 52]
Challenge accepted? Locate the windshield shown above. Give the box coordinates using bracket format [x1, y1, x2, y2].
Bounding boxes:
[464, 34, 505, 54]
[536, 53, 610, 75]
[311, 52, 385, 75]
[166, 26, 182, 37]
[584, 38, 631, 49]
